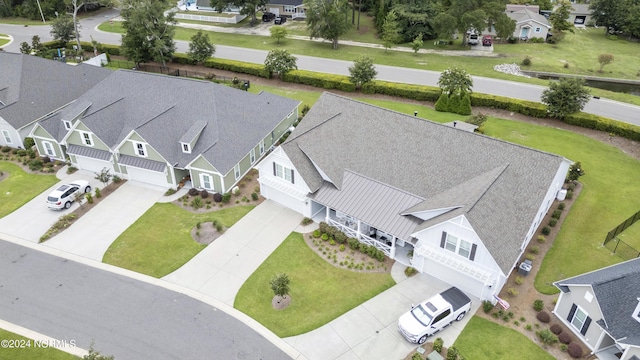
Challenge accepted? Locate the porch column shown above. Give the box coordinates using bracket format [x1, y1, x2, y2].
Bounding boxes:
[325, 206, 330, 222]
[356, 220, 361, 237]
[390, 236, 396, 259]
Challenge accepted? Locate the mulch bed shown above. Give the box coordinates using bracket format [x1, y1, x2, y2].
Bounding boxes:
[190, 221, 223, 245]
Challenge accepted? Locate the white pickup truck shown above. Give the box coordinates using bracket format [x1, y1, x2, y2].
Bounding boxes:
[397, 287, 472, 344]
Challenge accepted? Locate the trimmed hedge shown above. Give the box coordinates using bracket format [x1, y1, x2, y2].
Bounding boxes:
[282, 69, 356, 92]
[204, 57, 270, 78]
[563, 111, 640, 141]
[362, 80, 440, 101]
[470, 92, 548, 118]
[435, 93, 472, 115]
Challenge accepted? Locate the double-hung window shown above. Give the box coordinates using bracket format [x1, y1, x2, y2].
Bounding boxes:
[274, 162, 294, 184]
[441, 232, 476, 260]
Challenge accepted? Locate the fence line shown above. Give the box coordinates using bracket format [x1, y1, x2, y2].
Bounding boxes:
[603, 209, 640, 244]
[604, 237, 640, 261]
[107, 60, 249, 86]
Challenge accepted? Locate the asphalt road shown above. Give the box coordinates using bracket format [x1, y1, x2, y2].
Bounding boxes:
[0, 240, 291, 360]
[1, 10, 639, 126]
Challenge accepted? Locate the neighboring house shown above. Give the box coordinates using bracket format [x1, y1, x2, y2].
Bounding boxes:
[506, 9, 551, 39]
[30, 70, 300, 191]
[257, 93, 571, 301]
[553, 258, 640, 360]
[566, 3, 593, 26]
[0, 52, 110, 149]
[506, 4, 540, 13]
[265, 0, 306, 19]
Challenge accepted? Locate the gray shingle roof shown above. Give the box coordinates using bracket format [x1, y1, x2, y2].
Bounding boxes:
[267, 0, 303, 6]
[283, 93, 568, 274]
[570, 4, 591, 15]
[554, 258, 640, 346]
[61, 70, 299, 174]
[506, 9, 551, 27]
[0, 53, 111, 130]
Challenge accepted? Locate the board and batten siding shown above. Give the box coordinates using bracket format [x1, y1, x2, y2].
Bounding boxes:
[118, 133, 166, 163]
[31, 125, 65, 160]
[67, 122, 110, 151]
[554, 285, 603, 350]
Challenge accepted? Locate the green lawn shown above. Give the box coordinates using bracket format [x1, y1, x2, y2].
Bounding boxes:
[102, 203, 253, 278]
[0, 162, 58, 218]
[234, 232, 395, 337]
[356, 98, 463, 123]
[0, 329, 79, 360]
[0, 17, 47, 25]
[0, 38, 9, 47]
[248, 83, 321, 109]
[482, 118, 640, 294]
[454, 317, 554, 360]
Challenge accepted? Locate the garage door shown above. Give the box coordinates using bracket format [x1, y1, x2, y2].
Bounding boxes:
[262, 183, 304, 214]
[422, 260, 486, 299]
[126, 166, 168, 188]
[76, 155, 114, 175]
[269, 7, 279, 16]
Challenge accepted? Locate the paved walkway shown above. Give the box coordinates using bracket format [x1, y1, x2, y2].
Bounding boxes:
[163, 200, 306, 306]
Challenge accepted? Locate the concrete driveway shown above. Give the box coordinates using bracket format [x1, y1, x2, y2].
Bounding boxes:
[0, 171, 99, 243]
[43, 181, 164, 261]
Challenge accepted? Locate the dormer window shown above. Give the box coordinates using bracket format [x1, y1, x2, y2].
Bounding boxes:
[181, 143, 191, 154]
[134, 142, 147, 157]
[63, 121, 72, 130]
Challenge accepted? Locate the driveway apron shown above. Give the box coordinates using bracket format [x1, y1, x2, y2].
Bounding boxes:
[163, 200, 303, 307]
[43, 181, 163, 261]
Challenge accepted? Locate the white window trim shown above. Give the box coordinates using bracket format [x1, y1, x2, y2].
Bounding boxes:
[80, 131, 94, 146]
[284, 5, 294, 12]
[250, 148, 256, 163]
[42, 141, 55, 157]
[445, 233, 473, 259]
[182, 143, 191, 154]
[63, 121, 72, 130]
[234, 164, 241, 180]
[633, 301, 640, 323]
[200, 173, 213, 190]
[134, 142, 147, 157]
[535, 27, 542, 33]
[2, 130, 12, 144]
[570, 306, 588, 331]
[259, 140, 265, 155]
[275, 163, 293, 183]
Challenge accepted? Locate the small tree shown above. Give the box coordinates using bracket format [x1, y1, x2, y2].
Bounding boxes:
[50, 15, 76, 46]
[411, 34, 423, 54]
[438, 67, 473, 97]
[95, 167, 113, 187]
[381, 9, 402, 51]
[598, 54, 614, 73]
[548, 0, 575, 41]
[19, 42, 31, 54]
[83, 342, 114, 360]
[270, 273, 290, 298]
[270, 26, 288, 44]
[188, 31, 216, 64]
[541, 78, 591, 118]
[31, 35, 43, 53]
[348, 56, 377, 89]
[264, 49, 298, 79]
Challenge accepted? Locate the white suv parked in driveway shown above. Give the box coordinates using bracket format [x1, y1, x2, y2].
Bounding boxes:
[46, 180, 91, 210]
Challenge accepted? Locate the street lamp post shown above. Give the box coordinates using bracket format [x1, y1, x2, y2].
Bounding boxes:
[35, 0, 46, 23]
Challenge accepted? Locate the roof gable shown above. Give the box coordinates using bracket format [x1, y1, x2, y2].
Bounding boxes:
[506, 9, 551, 28]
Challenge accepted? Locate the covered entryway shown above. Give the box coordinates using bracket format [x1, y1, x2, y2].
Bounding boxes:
[119, 154, 169, 188]
[67, 144, 114, 174]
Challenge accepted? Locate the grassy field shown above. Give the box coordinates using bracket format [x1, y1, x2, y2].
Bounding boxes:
[0, 329, 79, 360]
[0, 162, 58, 218]
[234, 232, 395, 337]
[102, 203, 253, 277]
[454, 317, 555, 360]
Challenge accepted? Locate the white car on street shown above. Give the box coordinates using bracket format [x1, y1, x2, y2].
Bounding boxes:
[46, 180, 91, 210]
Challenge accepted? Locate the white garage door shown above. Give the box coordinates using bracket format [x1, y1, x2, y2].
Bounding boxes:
[263, 183, 304, 214]
[126, 166, 168, 188]
[269, 7, 279, 15]
[418, 259, 486, 300]
[76, 156, 113, 175]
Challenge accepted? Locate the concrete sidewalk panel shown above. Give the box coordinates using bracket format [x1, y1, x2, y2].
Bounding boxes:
[245, 200, 285, 225]
[162, 258, 221, 290]
[328, 306, 384, 347]
[199, 270, 245, 306]
[351, 326, 415, 360]
[246, 225, 291, 255]
[361, 288, 415, 326]
[285, 326, 350, 360]
[221, 246, 266, 280]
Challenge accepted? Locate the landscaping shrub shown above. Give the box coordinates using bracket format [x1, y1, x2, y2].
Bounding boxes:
[190, 196, 204, 209]
[164, 188, 176, 196]
[558, 202, 566, 211]
[67, 166, 78, 174]
[530, 246, 539, 254]
[188, 188, 199, 196]
[251, 192, 259, 201]
[321, 233, 329, 241]
[566, 190, 574, 199]
[470, 93, 548, 118]
[536, 329, 558, 346]
[313, 229, 321, 238]
[221, 192, 231, 203]
[558, 332, 572, 344]
[521, 56, 532, 66]
[552, 210, 562, 219]
[507, 287, 519, 296]
[23, 137, 35, 148]
[112, 175, 122, 183]
[482, 300, 494, 313]
[17, 149, 27, 156]
[435, 93, 472, 115]
[536, 311, 551, 323]
[446, 345, 458, 360]
[411, 353, 422, 360]
[347, 237, 360, 250]
[541, 226, 551, 235]
[203, 58, 270, 78]
[319, 222, 329, 234]
[362, 80, 440, 101]
[549, 218, 558, 227]
[1, 146, 11, 153]
[28, 158, 43, 171]
[359, 244, 369, 254]
[563, 111, 640, 142]
[537, 235, 546, 243]
[515, 276, 524, 285]
[282, 69, 356, 92]
[85, 193, 94, 204]
[533, 299, 544, 312]
[334, 232, 347, 244]
[94, 187, 101, 198]
[212, 193, 222, 202]
[404, 266, 417, 276]
[200, 189, 209, 198]
[567, 343, 583, 358]
[550, 323, 562, 335]
[433, 337, 444, 353]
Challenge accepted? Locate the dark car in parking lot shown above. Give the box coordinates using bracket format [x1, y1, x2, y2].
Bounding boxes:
[262, 12, 276, 22]
[274, 15, 287, 25]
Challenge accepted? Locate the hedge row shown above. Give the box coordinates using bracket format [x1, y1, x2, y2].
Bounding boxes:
[470, 93, 548, 118]
[39, 41, 122, 56]
[362, 80, 440, 101]
[204, 58, 270, 78]
[282, 69, 356, 92]
[563, 112, 640, 141]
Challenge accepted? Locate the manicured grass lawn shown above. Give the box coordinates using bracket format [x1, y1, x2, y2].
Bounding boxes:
[0, 38, 9, 47]
[102, 203, 253, 278]
[248, 83, 321, 108]
[454, 317, 554, 360]
[0, 162, 58, 218]
[234, 232, 395, 337]
[0, 17, 47, 25]
[356, 98, 463, 123]
[0, 329, 79, 360]
[482, 118, 640, 294]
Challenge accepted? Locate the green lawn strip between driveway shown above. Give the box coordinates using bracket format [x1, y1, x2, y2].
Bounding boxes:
[0, 162, 58, 218]
[0, 38, 9, 47]
[454, 317, 554, 360]
[102, 203, 254, 278]
[98, 21, 640, 106]
[234, 232, 395, 337]
[0, 329, 79, 360]
[483, 118, 640, 294]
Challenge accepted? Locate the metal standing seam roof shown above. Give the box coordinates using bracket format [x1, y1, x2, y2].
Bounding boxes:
[66, 144, 111, 161]
[554, 258, 640, 347]
[118, 154, 167, 172]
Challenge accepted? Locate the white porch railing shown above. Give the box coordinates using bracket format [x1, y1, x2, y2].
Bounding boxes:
[415, 243, 493, 283]
[292, 13, 306, 19]
[327, 218, 358, 238]
[326, 218, 391, 256]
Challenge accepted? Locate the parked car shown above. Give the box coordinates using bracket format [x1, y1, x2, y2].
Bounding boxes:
[468, 33, 479, 45]
[262, 12, 276, 22]
[46, 180, 91, 210]
[482, 35, 493, 46]
[397, 287, 472, 344]
[274, 15, 287, 25]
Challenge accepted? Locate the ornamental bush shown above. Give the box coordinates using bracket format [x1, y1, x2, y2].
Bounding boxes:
[347, 237, 360, 250]
[213, 193, 223, 202]
[558, 332, 572, 344]
[567, 343, 583, 358]
[282, 70, 356, 92]
[200, 189, 209, 198]
[188, 188, 199, 196]
[536, 311, 551, 323]
[550, 323, 563, 335]
[433, 337, 444, 353]
[533, 299, 544, 312]
[541, 226, 551, 235]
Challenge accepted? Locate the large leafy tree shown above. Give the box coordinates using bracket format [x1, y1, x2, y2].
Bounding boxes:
[264, 49, 298, 79]
[188, 31, 216, 64]
[494, 13, 516, 39]
[459, 9, 487, 44]
[541, 78, 591, 119]
[120, 0, 176, 67]
[588, 0, 628, 33]
[305, 0, 351, 50]
[549, 0, 575, 36]
[438, 67, 473, 97]
[381, 9, 402, 51]
[623, 3, 640, 38]
[210, 0, 267, 26]
[431, 12, 456, 40]
[68, 0, 90, 54]
[50, 15, 75, 46]
[392, 1, 442, 41]
[348, 56, 377, 88]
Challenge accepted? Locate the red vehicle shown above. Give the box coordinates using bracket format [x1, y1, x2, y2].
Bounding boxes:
[482, 35, 493, 46]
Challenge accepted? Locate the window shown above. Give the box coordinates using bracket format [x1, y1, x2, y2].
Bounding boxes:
[43, 141, 55, 157]
[440, 232, 477, 260]
[259, 140, 265, 155]
[535, 27, 542, 33]
[568, 304, 591, 335]
[432, 309, 451, 325]
[134, 142, 146, 157]
[234, 164, 240, 180]
[182, 143, 190, 153]
[250, 149, 256, 163]
[200, 174, 213, 190]
[2, 130, 11, 144]
[273, 162, 294, 183]
[284, 5, 294, 12]
[81, 132, 93, 146]
[63, 121, 72, 130]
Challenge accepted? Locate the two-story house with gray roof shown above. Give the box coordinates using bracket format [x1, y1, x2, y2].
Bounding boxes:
[0, 52, 111, 149]
[553, 258, 640, 360]
[30, 70, 300, 191]
[257, 93, 571, 300]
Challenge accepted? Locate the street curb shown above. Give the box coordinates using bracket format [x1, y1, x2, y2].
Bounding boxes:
[0, 319, 89, 357]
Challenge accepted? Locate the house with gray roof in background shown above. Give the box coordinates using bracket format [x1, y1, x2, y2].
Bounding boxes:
[553, 258, 640, 360]
[257, 93, 571, 301]
[506, 8, 551, 40]
[0, 52, 111, 149]
[566, 3, 594, 27]
[30, 69, 300, 191]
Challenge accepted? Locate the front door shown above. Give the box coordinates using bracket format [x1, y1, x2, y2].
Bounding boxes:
[520, 27, 530, 38]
